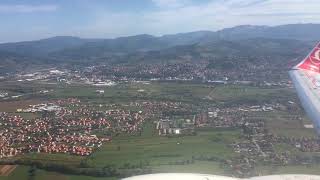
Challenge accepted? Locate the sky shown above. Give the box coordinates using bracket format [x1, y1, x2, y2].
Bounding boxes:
[0, 0, 320, 42]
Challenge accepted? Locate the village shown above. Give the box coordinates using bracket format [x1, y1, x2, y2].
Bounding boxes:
[152, 101, 320, 177]
[0, 98, 147, 158]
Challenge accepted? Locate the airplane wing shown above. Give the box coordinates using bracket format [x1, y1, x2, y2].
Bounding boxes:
[122, 173, 320, 180]
[289, 42, 320, 134]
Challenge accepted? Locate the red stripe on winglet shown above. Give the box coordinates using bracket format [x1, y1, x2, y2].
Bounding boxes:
[296, 43, 320, 73]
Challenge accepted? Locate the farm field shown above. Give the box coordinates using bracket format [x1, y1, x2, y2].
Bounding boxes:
[0, 166, 116, 180]
[0, 165, 16, 176]
[0, 81, 296, 104]
[207, 85, 297, 104]
[38, 82, 298, 109]
[249, 111, 317, 138]
[87, 125, 241, 169]
[49, 82, 214, 104]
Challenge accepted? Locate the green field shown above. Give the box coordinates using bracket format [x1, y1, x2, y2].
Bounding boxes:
[254, 164, 320, 176]
[87, 124, 241, 170]
[0, 81, 297, 104]
[0, 166, 116, 180]
[49, 82, 213, 104]
[16, 153, 84, 166]
[250, 111, 317, 138]
[208, 85, 297, 104]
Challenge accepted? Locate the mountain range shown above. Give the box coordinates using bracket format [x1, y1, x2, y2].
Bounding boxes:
[0, 23, 318, 72]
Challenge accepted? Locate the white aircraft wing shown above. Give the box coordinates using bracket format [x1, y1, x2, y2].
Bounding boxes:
[289, 42, 320, 134]
[122, 173, 320, 180]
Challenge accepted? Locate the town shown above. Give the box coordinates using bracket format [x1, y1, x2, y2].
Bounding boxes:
[0, 98, 147, 157]
[0, 89, 318, 177]
[0, 60, 318, 178]
[1, 0, 320, 179]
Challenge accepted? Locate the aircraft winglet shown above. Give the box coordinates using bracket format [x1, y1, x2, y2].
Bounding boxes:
[295, 42, 320, 73]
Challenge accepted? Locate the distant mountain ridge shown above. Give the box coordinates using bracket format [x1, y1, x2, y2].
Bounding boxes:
[0, 23, 319, 58]
[0, 23, 318, 70]
[216, 24, 320, 41]
[114, 38, 310, 65]
[0, 36, 99, 57]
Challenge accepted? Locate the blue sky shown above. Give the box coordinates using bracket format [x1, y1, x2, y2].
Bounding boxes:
[0, 0, 320, 42]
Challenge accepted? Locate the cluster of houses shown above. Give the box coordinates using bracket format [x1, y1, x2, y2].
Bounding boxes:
[196, 108, 245, 128]
[156, 117, 195, 136]
[238, 105, 274, 112]
[276, 136, 320, 152]
[0, 112, 108, 158]
[156, 120, 181, 135]
[0, 98, 147, 158]
[224, 107, 320, 177]
[11, 57, 290, 86]
[9, 56, 293, 89]
[195, 103, 285, 128]
[76, 56, 292, 84]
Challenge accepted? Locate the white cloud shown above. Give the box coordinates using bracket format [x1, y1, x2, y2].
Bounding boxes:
[81, 0, 320, 39]
[3, 0, 320, 41]
[0, 4, 58, 13]
[151, 0, 191, 8]
[148, 0, 320, 32]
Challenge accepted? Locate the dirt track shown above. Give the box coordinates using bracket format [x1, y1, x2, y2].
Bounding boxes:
[0, 165, 17, 176]
[0, 99, 42, 112]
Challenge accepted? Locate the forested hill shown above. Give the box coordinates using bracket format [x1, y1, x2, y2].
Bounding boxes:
[0, 24, 318, 71]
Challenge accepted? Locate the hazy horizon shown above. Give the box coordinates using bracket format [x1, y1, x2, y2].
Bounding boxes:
[2, 23, 320, 44]
[1, 0, 320, 43]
